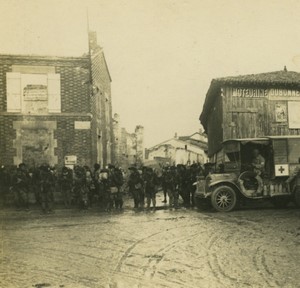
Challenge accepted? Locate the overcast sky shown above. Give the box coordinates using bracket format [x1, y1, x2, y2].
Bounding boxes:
[1, 0, 300, 147]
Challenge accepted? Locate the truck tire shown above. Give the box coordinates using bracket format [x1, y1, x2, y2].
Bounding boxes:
[211, 185, 237, 212]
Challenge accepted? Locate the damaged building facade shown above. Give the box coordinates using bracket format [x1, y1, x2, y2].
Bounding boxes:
[0, 31, 114, 168]
[112, 113, 144, 169]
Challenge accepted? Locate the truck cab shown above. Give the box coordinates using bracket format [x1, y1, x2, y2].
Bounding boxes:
[195, 136, 300, 212]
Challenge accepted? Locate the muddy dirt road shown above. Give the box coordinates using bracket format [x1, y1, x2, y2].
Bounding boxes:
[1, 206, 299, 288]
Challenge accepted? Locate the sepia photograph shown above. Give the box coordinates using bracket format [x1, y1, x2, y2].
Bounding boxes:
[0, 0, 299, 287]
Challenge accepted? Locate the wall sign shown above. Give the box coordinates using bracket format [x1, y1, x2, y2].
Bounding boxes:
[275, 103, 287, 122]
[23, 84, 47, 101]
[74, 121, 91, 130]
[65, 155, 77, 165]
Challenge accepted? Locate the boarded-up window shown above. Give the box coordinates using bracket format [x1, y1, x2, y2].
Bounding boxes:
[47, 73, 61, 113]
[6, 72, 21, 112]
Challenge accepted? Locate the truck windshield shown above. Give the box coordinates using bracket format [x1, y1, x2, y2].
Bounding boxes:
[225, 152, 240, 162]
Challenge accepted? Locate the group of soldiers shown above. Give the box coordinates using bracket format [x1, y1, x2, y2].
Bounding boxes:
[120, 162, 204, 210]
[0, 161, 204, 213]
[0, 163, 125, 213]
[161, 163, 203, 208]
[0, 163, 58, 213]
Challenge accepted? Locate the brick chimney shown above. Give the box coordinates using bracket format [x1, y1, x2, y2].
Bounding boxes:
[88, 31, 98, 51]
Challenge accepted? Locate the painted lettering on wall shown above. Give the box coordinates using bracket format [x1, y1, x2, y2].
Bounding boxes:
[23, 84, 47, 100]
[232, 88, 268, 98]
[269, 89, 300, 97]
[232, 88, 300, 98]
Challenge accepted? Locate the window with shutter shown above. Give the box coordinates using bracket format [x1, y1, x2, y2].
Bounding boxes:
[6, 72, 21, 112]
[47, 73, 61, 113]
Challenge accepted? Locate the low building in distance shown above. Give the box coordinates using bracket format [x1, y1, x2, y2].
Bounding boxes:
[145, 131, 208, 166]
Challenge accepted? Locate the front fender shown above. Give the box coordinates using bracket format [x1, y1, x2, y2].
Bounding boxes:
[209, 180, 240, 191]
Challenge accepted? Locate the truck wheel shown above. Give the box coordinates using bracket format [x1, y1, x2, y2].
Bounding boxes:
[211, 186, 237, 212]
[294, 188, 300, 208]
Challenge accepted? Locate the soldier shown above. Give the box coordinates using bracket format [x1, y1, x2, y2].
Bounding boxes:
[84, 166, 95, 207]
[108, 164, 124, 210]
[161, 163, 170, 203]
[144, 167, 158, 210]
[0, 165, 10, 205]
[164, 166, 179, 209]
[93, 163, 101, 205]
[99, 168, 113, 211]
[128, 167, 144, 209]
[177, 164, 189, 207]
[187, 163, 203, 207]
[29, 167, 41, 205]
[39, 164, 55, 214]
[252, 149, 265, 194]
[73, 166, 89, 210]
[286, 157, 300, 193]
[59, 166, 73, 208]
[11, 163, 30, 211]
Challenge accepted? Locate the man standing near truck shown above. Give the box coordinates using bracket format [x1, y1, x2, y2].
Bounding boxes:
[252, 149, 265, 194]
[286, 157, 300, 193]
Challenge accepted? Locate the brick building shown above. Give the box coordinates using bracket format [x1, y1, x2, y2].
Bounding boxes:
[89, 31, 113, 167]
[0, 32, 114, 168]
